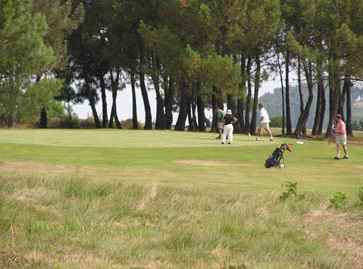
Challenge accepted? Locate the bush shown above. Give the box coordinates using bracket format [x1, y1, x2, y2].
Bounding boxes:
[79, 118, 97, 129]
[352, 120, 363, 131]
[358, 187, 363, 205]
[279, 181, 304, 201]
[270, 116, 283, 128]
[120, 118, 143, 129]
[329, 192, 347, 209]
[47, 117, 80, 128]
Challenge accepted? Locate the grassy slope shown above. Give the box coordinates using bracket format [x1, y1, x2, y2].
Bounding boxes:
[0, 130, 363, 269]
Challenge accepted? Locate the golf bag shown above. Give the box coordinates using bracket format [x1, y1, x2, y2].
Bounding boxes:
[265, 144, 292, 168]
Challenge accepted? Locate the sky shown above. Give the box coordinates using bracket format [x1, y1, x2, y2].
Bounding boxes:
[72, 77, 282, 123]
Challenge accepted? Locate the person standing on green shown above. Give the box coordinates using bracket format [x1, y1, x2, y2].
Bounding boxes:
[333, 114, 349, 160]
[216, 106, 225, 139]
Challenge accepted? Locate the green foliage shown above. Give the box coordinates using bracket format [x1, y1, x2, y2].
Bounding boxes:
[19, 79, 64, 122]
[2, 0, 363, 132]
[279, 181, 297, 201]
[185, 47, 241, 96]
[120, 119, 143, 129]
[47, 101, 66, 119]
[0, 0, 55, 126]
[357, 187, 363, 205]
[279, 181, 305, 201]
[140, 23, 185, 76]
[48, 117, 80, 128]
[0, 0, 55, 74]
[48, 117, 103, 129]
[352, 120, 363, 131]
[32, 0, 84, 69]
[270, 116, 283, 128]
[329, 192, 347, 209]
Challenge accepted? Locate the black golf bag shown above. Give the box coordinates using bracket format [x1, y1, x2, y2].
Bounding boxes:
[265, 144, 292, 168]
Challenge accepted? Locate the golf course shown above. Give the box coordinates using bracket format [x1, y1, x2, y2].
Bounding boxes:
[1, 129, 363, 269]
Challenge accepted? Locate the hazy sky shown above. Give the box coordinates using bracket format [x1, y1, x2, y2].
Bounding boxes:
[73, 77, 282, 122]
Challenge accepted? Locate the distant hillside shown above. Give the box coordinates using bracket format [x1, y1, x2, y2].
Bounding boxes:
[259, 85, 363, 128]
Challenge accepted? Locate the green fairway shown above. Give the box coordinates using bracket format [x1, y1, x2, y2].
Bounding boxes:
[0, 129, 362, 194]
[1, 130, 363, 269]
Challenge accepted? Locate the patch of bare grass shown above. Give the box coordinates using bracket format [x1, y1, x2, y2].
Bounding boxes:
[175, 160, 243, 167]
[304, 209, 363, 269]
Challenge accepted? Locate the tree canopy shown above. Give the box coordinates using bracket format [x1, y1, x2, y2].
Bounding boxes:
[1, 0, 363, 135]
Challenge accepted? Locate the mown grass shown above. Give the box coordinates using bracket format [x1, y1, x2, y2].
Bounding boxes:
[0, 130, 363, 268]
[0, 130, 362, 194]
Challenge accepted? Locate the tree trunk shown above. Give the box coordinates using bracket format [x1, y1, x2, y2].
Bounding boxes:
[175, 81, 189, 131]
[109, 71, 121, 129]
[297, 56, 304, 115]
[227, 95, 237, 114]
[139, 70, 152, 130]
[154, 87, 166, 130]
[297, 56, 305, 135]
[276, 50, 285, 135]
[237, 98, 245, 132]
[187, 102, 193, 131]
[238, 55, 246, 133]
[84, 77, 101, 128]
[211, 87, 223, 132]
[211, 93, 217, 132]
[326, 57, 340, 137]
[164, 76, 174, 129]
[188, 100, 198, 131]
[295, 60, 313, 137]
[196, 82, 206, 131]
[109, 91, 121, 128]
[318, 83, 326, 135]
[6, 84, 20, 127]
[312, 78, 324, 136]
[39, 107, 48, 128]
[244, 56, 252, 133]
[6, 112, 15, 128]
[35, 75, 48, 129]
[337, 74, 345, 118]
[130, 71, 138, 129]
[344, 74, 353, 136]
[312, 68, 321, 136]
[89, 97, 101, 128]
[285, 49, 292, 135]
[153, 79, 166, 130]
[99, 74, 108, 128]
[192, 99, 198, 130]
[228, 95, 239, 132]
[152, 55, 166, 130]
[312, 59, 325, 136]
[197, 97, 206, 131]
[250, 55, 261, 135]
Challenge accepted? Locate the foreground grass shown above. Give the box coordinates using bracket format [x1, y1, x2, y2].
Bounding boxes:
[2, 174, 362, 269]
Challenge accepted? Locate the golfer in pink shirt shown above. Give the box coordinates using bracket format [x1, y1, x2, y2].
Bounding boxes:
[333, 114, 349, 160]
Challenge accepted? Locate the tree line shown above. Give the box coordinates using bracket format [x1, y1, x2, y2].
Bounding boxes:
[1, 0, 363, 137]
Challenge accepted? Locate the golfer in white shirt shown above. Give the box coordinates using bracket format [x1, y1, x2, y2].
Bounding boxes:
[257, 104, 273, 141]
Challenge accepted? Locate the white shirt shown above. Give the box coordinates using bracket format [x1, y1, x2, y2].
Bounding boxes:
[259, 107, 270, 123]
